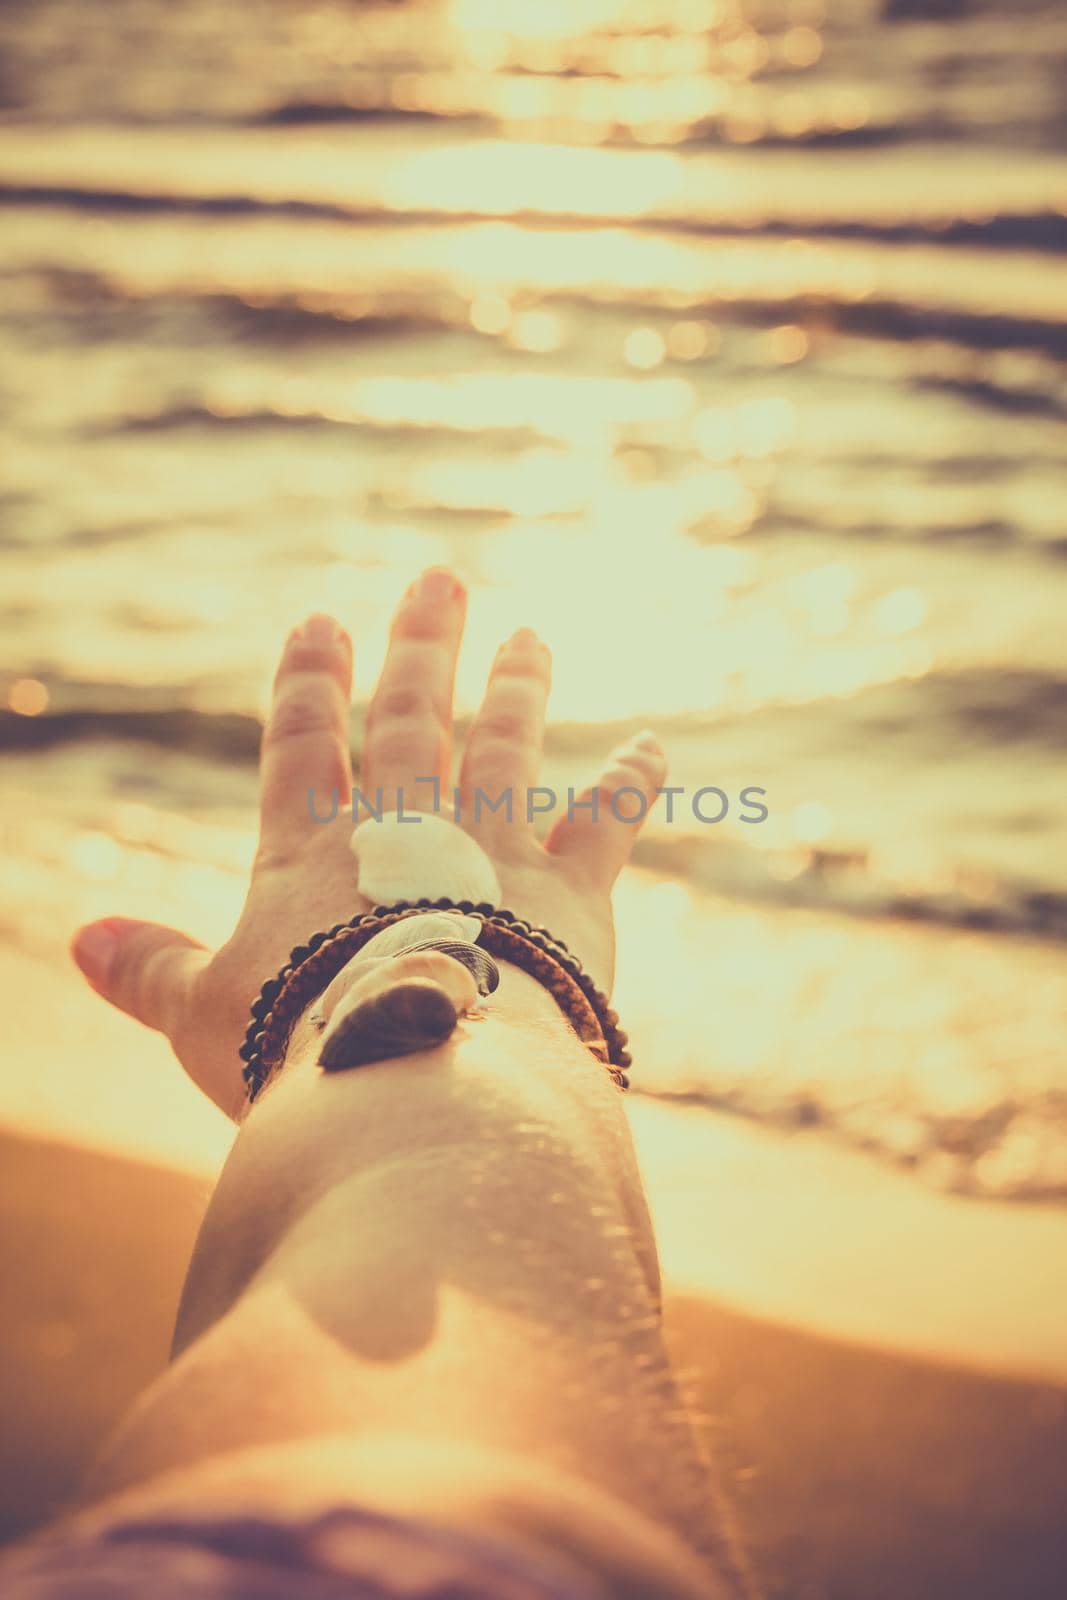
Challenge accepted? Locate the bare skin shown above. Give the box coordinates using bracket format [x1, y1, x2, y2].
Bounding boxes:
[62, 568, 753, 1599]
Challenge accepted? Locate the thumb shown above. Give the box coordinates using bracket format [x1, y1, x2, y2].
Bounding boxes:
[71, 916, 210, 1042]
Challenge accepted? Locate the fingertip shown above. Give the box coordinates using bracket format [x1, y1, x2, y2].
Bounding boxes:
[492, 626, 551, 689]
[507, 626, 541, 650]
[298, 613, 346, 646]
[71, 915, 156, 993]
[409, 567, 466, 605]
[607, 730, 667, 790]
[274, 614, 353, 698]
[71, 920, 120, 990]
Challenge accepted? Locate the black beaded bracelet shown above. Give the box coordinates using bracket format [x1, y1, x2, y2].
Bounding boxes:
[239, 898, 631, 1102]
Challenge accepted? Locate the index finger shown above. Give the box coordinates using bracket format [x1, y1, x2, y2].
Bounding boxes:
[259, 613, 353, 857]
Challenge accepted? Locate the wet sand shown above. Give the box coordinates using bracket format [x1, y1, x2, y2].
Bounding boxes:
[667, 1298, 1067, 1600]
[3, 946, 1066, 1596]
[0, 1132, 207, 1546]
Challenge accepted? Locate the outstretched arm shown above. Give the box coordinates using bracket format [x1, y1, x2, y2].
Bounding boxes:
[65, 570, 752, 1599]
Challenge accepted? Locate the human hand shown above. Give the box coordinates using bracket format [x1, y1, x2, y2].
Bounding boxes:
[71, 568, 666, 1119]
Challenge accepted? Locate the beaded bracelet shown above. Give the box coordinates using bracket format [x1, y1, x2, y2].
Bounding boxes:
[240, 898, 631, 1102]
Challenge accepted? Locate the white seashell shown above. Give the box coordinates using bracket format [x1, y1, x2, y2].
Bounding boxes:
[350, 811, 501, 907]
[356, 910, 482, 958]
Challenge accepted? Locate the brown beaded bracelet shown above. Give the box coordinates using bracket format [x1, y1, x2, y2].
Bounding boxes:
[240, 898, 631, 1102]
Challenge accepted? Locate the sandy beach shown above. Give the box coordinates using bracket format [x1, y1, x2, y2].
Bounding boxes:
[3, 2, 1067, 1594]
[4, 943, 1065, 1598]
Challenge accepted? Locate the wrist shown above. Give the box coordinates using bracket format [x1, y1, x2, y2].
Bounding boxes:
[241, 902, 627, 1103]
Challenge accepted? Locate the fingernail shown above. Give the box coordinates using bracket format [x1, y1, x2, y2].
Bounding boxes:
[299, 613, 340, 645]
[508, 626, 540, 650]
[417, 568, 463, 603]
[72, 922, 120, 988]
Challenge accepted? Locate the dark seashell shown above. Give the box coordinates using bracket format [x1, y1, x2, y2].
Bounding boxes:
[402, 939, 500, 996]
[319, 981, 458, 1072]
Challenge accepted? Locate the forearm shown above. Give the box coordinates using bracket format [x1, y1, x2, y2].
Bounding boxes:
[83, 968, 740, 1584]
[167, 962, 658, 1349]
